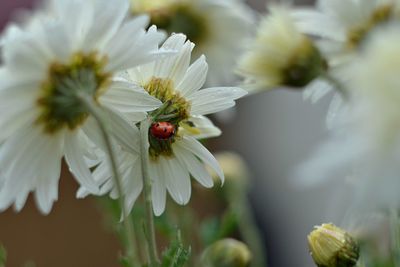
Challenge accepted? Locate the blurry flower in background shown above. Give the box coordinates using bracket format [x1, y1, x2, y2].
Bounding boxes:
[79, 34, 247, 216]
[293, 0, 400, 108]
[201, 238, 252, 267]
[0, 0, 165, 214]
[237, 5, 326, 92]
[130, 0, 255, 86]
[297, 24, 400, 212]
[308, 223, 359, 267]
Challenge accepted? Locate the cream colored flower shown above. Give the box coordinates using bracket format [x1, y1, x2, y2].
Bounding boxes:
[131, 0, 255, 85]
[298, 24, 400, 210]
[79, 34, 247, 216]
[237, 6, 325, 92]
[0, 0, 165, 214]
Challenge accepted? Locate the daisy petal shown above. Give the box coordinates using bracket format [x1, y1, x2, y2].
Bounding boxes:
[185, 115, 221, 139]
[149, 161, 167, 216]
[177, 55, 208, 97]
[64, 132, 99, 193]
[174, 145, 214, 188]
[161, 157, 191, 205]
[180, 136, 224, 184]
[189, 87, 247, 115]
[101, 79, 161, 112]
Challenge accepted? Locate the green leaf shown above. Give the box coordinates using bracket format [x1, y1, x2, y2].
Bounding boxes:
[161, 232, 191, 267]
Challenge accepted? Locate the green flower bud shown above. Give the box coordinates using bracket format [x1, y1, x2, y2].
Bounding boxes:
[308, 223, 359, 267]
[201, 238, 252, 267]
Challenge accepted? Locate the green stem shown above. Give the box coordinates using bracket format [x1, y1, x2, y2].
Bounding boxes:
[390, 208, 400, 265]
[139, 119, 160, 266]
[233, 195, 267, 267]
[79, 95, 139, 266]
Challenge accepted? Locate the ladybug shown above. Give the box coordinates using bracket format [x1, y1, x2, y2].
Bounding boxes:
[150, 122, 176, 140]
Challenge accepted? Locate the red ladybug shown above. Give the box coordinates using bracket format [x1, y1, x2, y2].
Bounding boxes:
[150, 122, 176, 140]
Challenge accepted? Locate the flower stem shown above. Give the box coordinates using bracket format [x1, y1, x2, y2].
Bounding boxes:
[139, 119, 160, 266]
[79, 94, 139, 266]
[390, 208, 400, 265]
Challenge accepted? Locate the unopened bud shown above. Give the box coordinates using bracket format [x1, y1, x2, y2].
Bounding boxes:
[308, 223, 359, 267]
[201, 238, 252, 267]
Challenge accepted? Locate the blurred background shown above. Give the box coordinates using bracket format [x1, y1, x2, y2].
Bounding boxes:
[0, 0, 353, 266]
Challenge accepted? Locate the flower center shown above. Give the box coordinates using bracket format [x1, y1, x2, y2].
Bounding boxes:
[144, 77, 191, 159]
[36, 53, 110, 134]
[347, 4, 395, 49]
[143, 3, 209, 45]
[282, 38, 326, 88]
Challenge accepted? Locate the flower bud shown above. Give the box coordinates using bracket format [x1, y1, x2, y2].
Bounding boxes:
[308, 223, 359, 267]
[201, 238, 252, 267]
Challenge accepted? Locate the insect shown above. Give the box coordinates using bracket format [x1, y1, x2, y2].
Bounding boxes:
[150, 122, 176, 140]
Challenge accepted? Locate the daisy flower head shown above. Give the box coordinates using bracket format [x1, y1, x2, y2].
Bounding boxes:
[292, 0, 400, 104]
[130, 0, 255, 85]
[297, 24, 400, 211]
[237, 5, 326, 92]
[0, 0, 166, 214]
[84, 33, 247, 216]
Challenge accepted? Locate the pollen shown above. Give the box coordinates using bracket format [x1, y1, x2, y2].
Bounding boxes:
[36, 52, 111, 134]
[144, 77, 191, 159]
[347, 4, 394, 49]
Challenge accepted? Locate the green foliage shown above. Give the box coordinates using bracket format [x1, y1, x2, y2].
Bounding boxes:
[0, 245, 6, 267]
[200, 212, 239, 246]
[161, 232, 191, 267]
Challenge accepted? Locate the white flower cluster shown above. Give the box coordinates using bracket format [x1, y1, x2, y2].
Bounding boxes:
[236, 0, 400, 212]
[291, 0, 400, 211]
[0, 0, 247, 215]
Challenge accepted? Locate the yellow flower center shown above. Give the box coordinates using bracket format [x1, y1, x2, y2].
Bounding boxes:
[36, 53, 110, 134]
[144, 77, 191, 159]
[347, 4, 395, 49]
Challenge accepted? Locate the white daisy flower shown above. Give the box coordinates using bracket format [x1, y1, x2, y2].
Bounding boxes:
[293, 0, 400, 103]
[237, 5, 326, 92]
[0, 0, 166, 214]
[130, 0, 255, 86]
[80, 34, 247, 216]
[297, 24, 400, 211]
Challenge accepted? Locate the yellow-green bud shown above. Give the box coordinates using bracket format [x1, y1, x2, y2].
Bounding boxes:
[201, 238, 252, 267]
[308, 223, 359, 267]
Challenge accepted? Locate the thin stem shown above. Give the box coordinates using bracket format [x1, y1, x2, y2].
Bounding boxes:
[79, 94, 139, 266]
[228, 188, 267, 267]
[390, 208, 400, 266]
[139, 119, 160, 266]
[320, 71, 348, 100]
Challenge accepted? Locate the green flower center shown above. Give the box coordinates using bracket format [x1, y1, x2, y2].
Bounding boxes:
[347, 4, 395, 48]
[144, 77, 191, 159]
[282, 38, 326, 88]
[146, 3, 209, 45]
[37, 53, 110, 134]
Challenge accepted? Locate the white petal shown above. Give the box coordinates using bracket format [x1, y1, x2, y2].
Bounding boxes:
[0, 126, 63, 213]
[154, 34, 188, 78]
[184, 115, 221, 139]
[174, 145, 214, 188]
[189, 87, 247, 115]
[104, 107, 141, 154]
[100, 80, 161, 112]
[179, 136, 224, 183]
[64, 131, 99, 193]
[149, 161, 167, 216]
[177, 55, 208, 97]
[161, 157, 191, 205]
[84, 0, 129, 50]
[106, 24, 167, 72]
